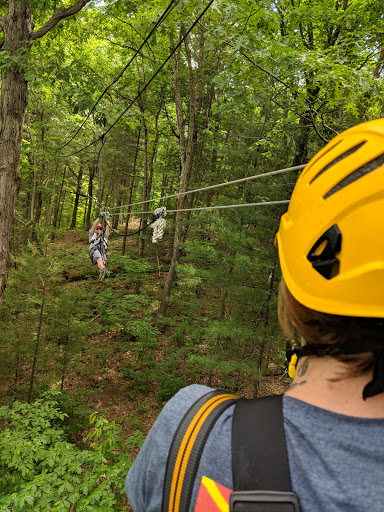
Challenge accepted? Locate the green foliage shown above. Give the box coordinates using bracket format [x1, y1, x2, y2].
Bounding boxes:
[52, 390, 92, 437]
[189, 353, 259, 382]
[119, 319, 161, 396]
[0, 47, 28, 73]
[94, 286, 159, 335]
[156, 352, 188, 401]
[0, 242, 96, 401]
[0, 391, 137, 512]
[112, 255, 153, 282]
[87, 411, 123, 460]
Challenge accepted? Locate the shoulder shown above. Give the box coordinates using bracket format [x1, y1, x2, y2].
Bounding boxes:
[165, 384, 213, 411]
[141, 384, 214, 447]
[125, 385, 214, 512]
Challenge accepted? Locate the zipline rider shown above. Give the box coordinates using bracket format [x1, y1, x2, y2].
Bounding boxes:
[89, 217, 111, 280]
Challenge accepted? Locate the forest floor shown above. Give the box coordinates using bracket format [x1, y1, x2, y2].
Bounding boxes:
[1, 225, 289, 504]
[55, 227, 288, 442]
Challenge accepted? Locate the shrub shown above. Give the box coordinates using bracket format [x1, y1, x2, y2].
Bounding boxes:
[0, 390, 140, 511]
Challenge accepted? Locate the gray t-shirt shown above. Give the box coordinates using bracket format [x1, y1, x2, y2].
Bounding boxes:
[126, 384, 384, 512]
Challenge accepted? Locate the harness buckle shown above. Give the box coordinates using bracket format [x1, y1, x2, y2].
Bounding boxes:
[230, 491, 301, 512]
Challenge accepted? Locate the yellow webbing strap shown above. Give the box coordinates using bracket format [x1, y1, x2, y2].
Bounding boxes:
[162, 391, 237, 512]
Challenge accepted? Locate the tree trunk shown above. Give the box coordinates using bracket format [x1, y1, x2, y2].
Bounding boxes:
[122, 176, 136, 256]
[85, 165, 95, 230]
[28, 291, 45, 403]
[51, 166, 66, 241]
[45, 162, 59, 226]
[14, 348, 20, 386]
[112, 192, 122, 230]
[0, 0, 91, 310]
[20, 158, 37, 247]
[138, 111, 149, 258]
[34, 190, 43, 227]
[122, 129, 141, 254]
[70, 166, 83, 228]
[0, 2, 32, 311]
[58, 190, 66, 228]
[159, 22, 205, 316]
[253, 255, 278, 398]
[60, 333, 70, 391]
[104, 171, 113, 208]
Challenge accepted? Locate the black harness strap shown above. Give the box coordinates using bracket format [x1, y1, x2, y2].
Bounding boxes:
[232, 396, 290, 491]
[231, 395, 300, 511]
[89, 235, 108, 260]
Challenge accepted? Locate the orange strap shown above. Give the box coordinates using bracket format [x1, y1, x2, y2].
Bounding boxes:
[162, 391, 237, 512]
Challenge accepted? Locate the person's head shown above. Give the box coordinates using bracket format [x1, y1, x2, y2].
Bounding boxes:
[95, 222, 103, 234]
[275, 119, 384, 398]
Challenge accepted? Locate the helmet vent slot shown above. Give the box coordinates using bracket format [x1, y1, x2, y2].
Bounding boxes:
[310, 141, 366, 184]
[304, 139, 343, 175]
[307, 224, 342, 279]
[324, 151, 384, 199]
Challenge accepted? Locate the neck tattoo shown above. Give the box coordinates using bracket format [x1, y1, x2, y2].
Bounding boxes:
[297, 358, 309, 378]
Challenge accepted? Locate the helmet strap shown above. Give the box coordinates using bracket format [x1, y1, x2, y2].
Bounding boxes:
[285, 341, 301, 379]
[363, 352, 384, 400]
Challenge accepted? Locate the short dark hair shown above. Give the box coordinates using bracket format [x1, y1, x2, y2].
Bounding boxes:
[277, 278, 384, 378]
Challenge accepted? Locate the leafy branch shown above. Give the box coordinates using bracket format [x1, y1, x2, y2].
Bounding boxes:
[30, 0, 93, 41]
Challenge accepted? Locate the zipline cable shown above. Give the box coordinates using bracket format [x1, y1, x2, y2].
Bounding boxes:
[108, 163, 307, 211]
[163, 199, 291, 213]
[108, 199, 291, 216]
[58, 0, 216, 158]
[56, 0, 178, 152]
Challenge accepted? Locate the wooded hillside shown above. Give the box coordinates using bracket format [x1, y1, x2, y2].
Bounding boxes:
[0, 0, 383, 510]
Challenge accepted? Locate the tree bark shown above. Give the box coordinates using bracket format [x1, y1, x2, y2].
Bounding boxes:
[85, 165, 95, 230]
[138, 111, 149, 258]
[253, 254, 278, 398]
[34, 112, 46, 228]
[0, 0, 92, 311]
[122, 129, 141, 255]
[159, 21, 205, 316]
[60, 333, 70, 391]
[28, 291, 45, 403]
[122, 176, 136, 256]
[70, 166, 83, 228]
[0, 1, 31, 309]
[58, 190, 66, 229]
[45, 162, 59, 226]
[51, 166, 66, 241]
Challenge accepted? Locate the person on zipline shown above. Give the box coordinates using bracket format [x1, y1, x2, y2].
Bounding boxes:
[89, 217, 111, 280]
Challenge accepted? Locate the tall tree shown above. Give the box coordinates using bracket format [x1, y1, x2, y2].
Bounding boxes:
[159, 20, 205, 316]
[0, 0, 92, 311]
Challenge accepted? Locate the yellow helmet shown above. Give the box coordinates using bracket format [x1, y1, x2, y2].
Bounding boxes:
[275, 119, 384, 317]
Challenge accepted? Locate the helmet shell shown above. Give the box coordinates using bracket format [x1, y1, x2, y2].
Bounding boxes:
[96, 223, 103, 229]
[276, 119, 384, 317]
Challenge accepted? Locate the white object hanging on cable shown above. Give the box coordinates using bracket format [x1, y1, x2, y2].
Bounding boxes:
[152, 207, 166, 243]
